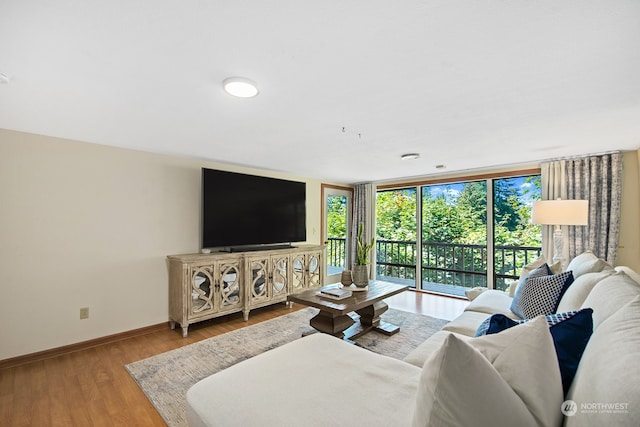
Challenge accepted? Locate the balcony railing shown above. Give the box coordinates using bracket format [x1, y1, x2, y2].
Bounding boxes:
[327, 237, 347, 269]
[327, 237, 541, 295]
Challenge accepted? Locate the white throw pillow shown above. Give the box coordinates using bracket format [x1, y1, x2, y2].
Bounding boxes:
[464, 286, 487, 301]
[412, 316, 563, 427]
[555, 271, 613, 313]
[549, 260, 562, 275]
[566, 251, 607, 278]
[565, 296, 640, 427]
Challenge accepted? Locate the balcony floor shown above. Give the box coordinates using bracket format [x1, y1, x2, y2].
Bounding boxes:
[377, 275, 470, 297]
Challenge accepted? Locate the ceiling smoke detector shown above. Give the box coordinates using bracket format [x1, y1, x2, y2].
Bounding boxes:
[0, 73, 9, 84]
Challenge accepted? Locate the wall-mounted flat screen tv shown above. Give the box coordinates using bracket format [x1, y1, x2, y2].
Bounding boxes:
[202, 168, 307, 250]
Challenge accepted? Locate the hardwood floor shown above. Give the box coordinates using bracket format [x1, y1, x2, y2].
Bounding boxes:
[0, 291, 467, 426]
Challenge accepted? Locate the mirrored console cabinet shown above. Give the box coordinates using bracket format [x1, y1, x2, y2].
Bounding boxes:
[168, 245, 324, 337]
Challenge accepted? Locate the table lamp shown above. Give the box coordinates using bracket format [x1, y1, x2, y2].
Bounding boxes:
[532, 199, 589, 269]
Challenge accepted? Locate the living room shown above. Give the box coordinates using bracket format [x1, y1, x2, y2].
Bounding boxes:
[2, 1, 640, 426]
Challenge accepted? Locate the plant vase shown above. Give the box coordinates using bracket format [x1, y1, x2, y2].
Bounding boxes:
[352, 264, 370, 288]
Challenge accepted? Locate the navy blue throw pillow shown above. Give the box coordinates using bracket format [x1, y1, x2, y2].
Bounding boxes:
[549, 309, 593, 395]
[485, 314, 519, 335]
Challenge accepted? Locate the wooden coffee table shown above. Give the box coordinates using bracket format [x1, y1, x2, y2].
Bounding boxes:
[287, 280, 408, 342]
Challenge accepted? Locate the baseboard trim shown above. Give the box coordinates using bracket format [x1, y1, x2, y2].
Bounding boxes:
[0, 322, 170, 370]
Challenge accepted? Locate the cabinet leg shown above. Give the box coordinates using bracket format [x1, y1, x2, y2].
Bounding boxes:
[243, 309, 250, 321]
[182, 326, 188, 338]
[170, 320, 176, 330]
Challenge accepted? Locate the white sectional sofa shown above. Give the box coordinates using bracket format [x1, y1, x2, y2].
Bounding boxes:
[186, 252, 640, 427]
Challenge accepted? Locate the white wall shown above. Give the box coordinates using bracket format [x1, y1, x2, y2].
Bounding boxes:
[0, 129, 322, 360]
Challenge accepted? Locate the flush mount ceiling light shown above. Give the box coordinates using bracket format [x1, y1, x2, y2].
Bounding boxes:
[222, 77, 259, 98]
[0, 72, 9, 84]
[401, 153, 420, 160]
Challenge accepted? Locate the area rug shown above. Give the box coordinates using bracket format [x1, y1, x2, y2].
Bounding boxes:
[125, 307, 448, 427]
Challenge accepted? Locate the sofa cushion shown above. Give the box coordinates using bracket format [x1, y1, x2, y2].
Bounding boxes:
[511, 270, 574, 319]
[565, 296, 640, 426]
[566, 251, 608, 278]
[580, 271, 640, 329]
[403, 330, 470, 368]
[441, 311, 498, 336]
[187, 333, 420, 427]
[464, 289, 519, 318]
[412, 317, 563, 427]
[555, 270, 614, 313]
[476, 309, 593, 396]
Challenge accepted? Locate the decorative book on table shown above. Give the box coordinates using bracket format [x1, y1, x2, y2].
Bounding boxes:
[318, 287, 353, 300]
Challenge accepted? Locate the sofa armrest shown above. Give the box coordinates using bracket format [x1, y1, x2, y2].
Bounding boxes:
[464, 289, 517, 318]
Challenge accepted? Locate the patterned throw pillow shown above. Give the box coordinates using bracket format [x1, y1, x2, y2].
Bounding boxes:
[475, 309, 593, 395]
[510, 270, 575, 319]
[509, 262, 554, 297]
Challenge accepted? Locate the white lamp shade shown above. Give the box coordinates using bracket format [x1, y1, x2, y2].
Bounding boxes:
[532, 200, 589, 225]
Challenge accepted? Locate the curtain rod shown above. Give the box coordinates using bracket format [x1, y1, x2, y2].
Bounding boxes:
[541, 150, 622, 164]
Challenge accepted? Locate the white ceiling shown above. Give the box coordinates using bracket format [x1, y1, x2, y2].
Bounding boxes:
[1, 1, 639, 184]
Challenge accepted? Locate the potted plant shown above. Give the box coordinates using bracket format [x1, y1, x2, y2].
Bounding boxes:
[353, 223, 375, 287]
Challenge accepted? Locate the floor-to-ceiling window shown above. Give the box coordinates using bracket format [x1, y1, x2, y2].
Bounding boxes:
[375, 171, 541, 296]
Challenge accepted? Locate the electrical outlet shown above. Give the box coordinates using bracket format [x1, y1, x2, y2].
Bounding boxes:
[80, 307, 89, 319]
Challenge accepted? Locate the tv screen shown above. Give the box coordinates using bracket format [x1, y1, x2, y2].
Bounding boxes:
[202, 168, 307, 249]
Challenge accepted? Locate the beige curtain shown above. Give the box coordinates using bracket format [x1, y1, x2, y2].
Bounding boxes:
[351, 183, 376, 276]
[541, 152, 623, 264]
[540, 162, 568, 262]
